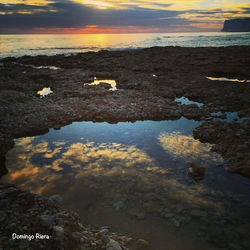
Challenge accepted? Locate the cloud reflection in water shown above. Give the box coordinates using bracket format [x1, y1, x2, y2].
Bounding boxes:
[158, 131, 224, 165]
[4, 120, 234, 215]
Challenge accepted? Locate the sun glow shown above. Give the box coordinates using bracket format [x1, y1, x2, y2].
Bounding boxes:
[75, 0, 113, 8]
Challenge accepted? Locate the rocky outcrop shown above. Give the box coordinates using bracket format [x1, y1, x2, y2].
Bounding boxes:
[0, 182, 132, 249]
[188, 162, 205, 181]
[1, 46, 250, 178]
[222, 18, 250, 32]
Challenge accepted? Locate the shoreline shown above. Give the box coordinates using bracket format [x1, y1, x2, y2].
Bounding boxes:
[1, 46, 249, 177]
[0, 45, 249, 248]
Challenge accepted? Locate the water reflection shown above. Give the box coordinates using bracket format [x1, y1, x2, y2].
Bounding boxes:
[210, 111, 248, 122]
[4, 119, 225, 194]
[158, 132, 223, 164]
[175, 97, 203, 107]
[2, 119, 250, 249]
[29, 65, 60, 70]
[206, 76, 250, 83]
[86, 77, 117, 91]
[37, 87, 53, 97]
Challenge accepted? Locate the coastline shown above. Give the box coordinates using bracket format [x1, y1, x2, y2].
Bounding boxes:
[0, 45, 250, 249]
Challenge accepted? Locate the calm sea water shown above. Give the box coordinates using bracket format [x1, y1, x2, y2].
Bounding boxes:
[0, 32, 250, 58]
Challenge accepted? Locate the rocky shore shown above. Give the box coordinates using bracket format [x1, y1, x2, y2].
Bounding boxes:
[0, 46, 250, 249]
[0, 46, 249, 178]
[0, 181, 134, 249]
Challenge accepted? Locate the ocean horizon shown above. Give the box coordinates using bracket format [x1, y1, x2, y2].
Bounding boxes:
[1, 31, 250, 58]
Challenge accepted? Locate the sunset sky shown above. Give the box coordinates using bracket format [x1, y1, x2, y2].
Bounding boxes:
[0, 0, 250, 33]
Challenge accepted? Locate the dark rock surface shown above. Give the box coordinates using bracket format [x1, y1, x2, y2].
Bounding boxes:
[222, 18, 250, 32]
[188, 162, 205, 181]
[1, 46, 249, 178]
[0, 182, 132, 249]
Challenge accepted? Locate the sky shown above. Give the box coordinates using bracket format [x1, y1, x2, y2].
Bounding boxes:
[0, 0, 250, 33]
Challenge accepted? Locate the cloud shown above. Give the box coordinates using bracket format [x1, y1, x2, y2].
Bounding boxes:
[0, 0, 250, 33]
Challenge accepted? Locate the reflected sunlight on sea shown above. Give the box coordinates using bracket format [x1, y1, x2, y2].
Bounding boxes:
[0, 32, 250, 58]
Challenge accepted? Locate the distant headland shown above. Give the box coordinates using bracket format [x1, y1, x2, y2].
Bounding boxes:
[222, 18, 250, 32]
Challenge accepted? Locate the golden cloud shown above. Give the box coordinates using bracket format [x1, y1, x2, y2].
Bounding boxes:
[0, 0, 54, 5]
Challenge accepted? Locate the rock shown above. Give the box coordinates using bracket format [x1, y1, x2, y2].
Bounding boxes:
[172, 219, 180, 227]
[164, 213, 174, 219]
[72, 231, 82, 240]
[176, 204, 184, 213]
[3, 187, 18, 195]
[48, 194, 63, 207]
[19, 240, 29, 249]
[0, 211, 6, 222]
[136, 239, 149, 249]
[136, 212, 146, 220]
[40, 215, 55, 227]
[143, 193, 163, 201]
[99, 228, 109, 236]
[106, 239, 122, 250]
[222, 18, 250, 32]
[53, 226, 64, 240]
[113, 201, 125, 211]
[190, 209, 208, 217]
[188, 162, 205, 181]
[101, 235, 110, 244]
[99, 82, 111, 89]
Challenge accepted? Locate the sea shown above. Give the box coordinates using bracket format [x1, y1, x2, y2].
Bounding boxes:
[0, 32, 250, 58]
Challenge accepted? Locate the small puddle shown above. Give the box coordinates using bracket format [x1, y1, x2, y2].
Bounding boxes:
[13, 62, 60, 70]
[210, 111, 248, 122]
[175, 97, 203, 107]
[86, 77, 117, 91]
[32, 65, 60, 70]
[206, 77, 250, 83]
[37, 87, 53, 98]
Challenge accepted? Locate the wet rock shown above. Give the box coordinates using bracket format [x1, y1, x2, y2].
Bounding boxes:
[53, 225, 65, 240]
[113, 201, 125, 211]
[19, 240, 30, 249]
[227, 160, 250, 178]
[176, 204, 184, 213]
[99, 82, 111, 89]
[190, 209, 208, 217]
[188, 162, 205, 181]
[143, 201, 163, 214]
[101, 235, 110, 244]
[48, 194, 63, 207]
[99, 228, 109, 236]
[172, 219, 180, 227]
[0, 211, 6, 222]
[106, 239, 122, 250]
[136, 239, 149, 249]
[40, 215, 55, 227]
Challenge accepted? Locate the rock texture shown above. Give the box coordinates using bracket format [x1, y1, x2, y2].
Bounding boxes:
[0, 182, 132, 249]
[1, 46, 249, 178]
